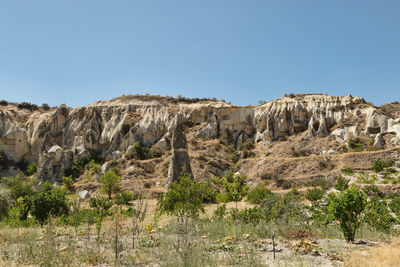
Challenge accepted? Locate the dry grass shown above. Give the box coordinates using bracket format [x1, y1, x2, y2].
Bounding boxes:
[344, 239, 400, 267]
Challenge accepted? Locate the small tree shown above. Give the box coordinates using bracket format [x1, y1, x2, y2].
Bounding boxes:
[100, 170, 121, 199]
[328, 186, 367, 242]
[68, 198, 84, 237]
[90, 196, 112, 243]
[131, 191, 148, 249]
[156, 175, 205, 260]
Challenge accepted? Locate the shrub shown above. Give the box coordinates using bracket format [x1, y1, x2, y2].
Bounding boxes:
[305, 188, 325, 202]
[127, 141, 148, 160]
[115, 191, 134, 206]
[0, 172, 34, 201]
[259, 190, 304, 223]
[247, 185, 272, 204]
[230, 207, 261, 224]
[335, 176, 350, 192]
[197, 182, 217, 203]
[372, 159, 386, 173]
[347, 138, 363, 152]
[17, 102, 38, 111]
[0, 186, 12, 220]
[41, 103, 50, 110]
[121, 123, 132, 135]
[212, 204, 227, 220]
[238, 140, 254, 151]
[26, 162, 38, 176]
[65, 153, 104, 178]
[372, 158, 394, 173]
[0, 100, 8, 106]
[62, 176, 75, 192]
[341, 168, 354, 176]
[328, 186, 367, 242]
[99, 170, 121, 199]
[364, 196, 395, 232]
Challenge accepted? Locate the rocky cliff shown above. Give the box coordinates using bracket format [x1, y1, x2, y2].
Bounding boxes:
[1, 94, 400, 185]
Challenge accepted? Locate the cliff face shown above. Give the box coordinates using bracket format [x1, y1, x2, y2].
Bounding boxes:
[1, 94, 400, 181]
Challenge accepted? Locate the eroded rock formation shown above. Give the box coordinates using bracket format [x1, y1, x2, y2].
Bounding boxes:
[166, 114, 193, 186]
[1, 94, 400, 180]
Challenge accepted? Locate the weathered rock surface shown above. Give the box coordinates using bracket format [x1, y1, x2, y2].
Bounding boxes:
[1, 94, 400, 180]
[166, 114, 193, 186]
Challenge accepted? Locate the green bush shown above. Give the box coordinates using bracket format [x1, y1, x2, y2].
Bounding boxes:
[347, 138, 363, 152]
[26, 162, 38, 176]
[0, 186, 12, 220]
[341, 168, 354, 176]
[0, 172, 34, 201]
[364, 197, 395, 232]
[212, 204, 227, 220]
[127, 141, 148, 160]
[238, 140, 254, 151]
[65, 153, 104, 178]
[372, 158, 394, 173]
[197, 182, 217, 203]
[230, 207, 261, 224]
[121, 123, 132, 135]
[259, 190, 304, 223]
[247, 185, 272, 204]
[305, 188, 325, 202]
[62, 176, 74, 192]
[114, 191, 134, 206]
[335, 176, 350, 192]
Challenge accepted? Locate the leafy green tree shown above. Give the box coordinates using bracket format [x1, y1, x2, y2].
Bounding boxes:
[157, 174, 205, 218]
[328, 186, 367, 242]
[29, 187, 69, 226]
[100, 170, 121, 199]
[157, 175, 206, 262]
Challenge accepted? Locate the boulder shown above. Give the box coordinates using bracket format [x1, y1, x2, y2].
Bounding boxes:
[78, 190, 91, 200]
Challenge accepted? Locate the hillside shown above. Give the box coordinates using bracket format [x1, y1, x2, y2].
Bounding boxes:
[1, 93, 400, 195]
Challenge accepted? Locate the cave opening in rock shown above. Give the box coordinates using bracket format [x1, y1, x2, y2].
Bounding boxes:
[313, 121, 320, 131]
[367, 126, 381, 134]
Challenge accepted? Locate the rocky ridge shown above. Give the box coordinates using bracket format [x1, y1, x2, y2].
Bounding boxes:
[0, 94, 400, 186]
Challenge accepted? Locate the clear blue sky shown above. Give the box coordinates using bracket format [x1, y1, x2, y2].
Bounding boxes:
[1, 0, 399, 107]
